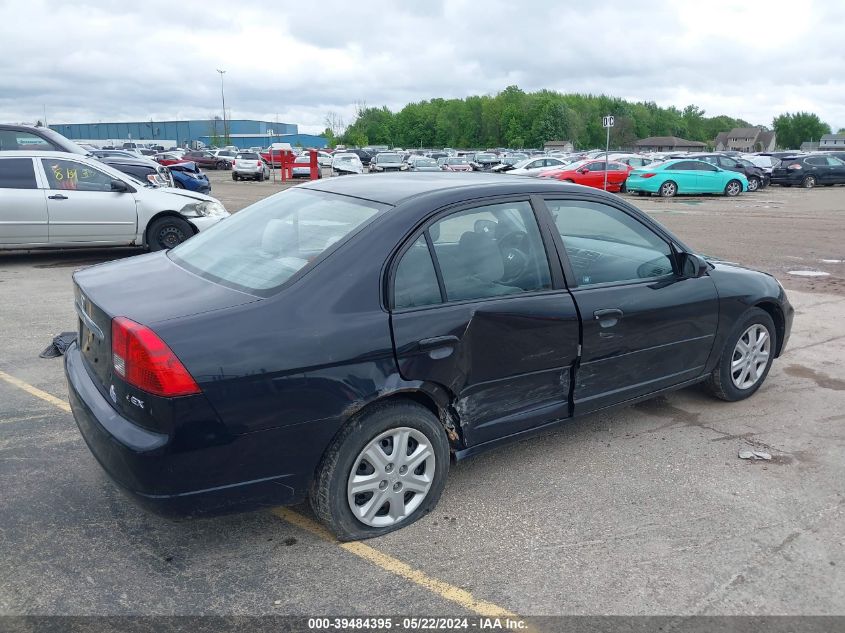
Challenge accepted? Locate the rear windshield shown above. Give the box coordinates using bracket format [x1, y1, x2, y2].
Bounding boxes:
[169, 188, 386, 296]
[237, 153, 260, 159]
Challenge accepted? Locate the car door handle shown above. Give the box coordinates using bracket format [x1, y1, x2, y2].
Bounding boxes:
[48, 194, 68, 200]
[594, 309, 624, 327]
[418, 335, 459, 351]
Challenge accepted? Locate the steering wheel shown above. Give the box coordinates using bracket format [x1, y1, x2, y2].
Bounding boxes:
[497, 231, 530, 283]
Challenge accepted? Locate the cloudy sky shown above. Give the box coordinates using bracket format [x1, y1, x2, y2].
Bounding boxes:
[2, 0, 843, 134]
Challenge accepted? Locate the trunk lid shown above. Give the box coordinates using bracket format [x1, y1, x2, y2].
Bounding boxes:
[73, 251, 259, 391]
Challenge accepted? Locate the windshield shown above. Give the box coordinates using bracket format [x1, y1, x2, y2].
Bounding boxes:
[237, 153, 260, 160]
[475, 153, 496, 161]
[415, 158, 437, 166]
[446, 157, 468, 165]
[335, 154, 358, 162]
[170, 189, 386, 296]
[377, 153, 400, 162]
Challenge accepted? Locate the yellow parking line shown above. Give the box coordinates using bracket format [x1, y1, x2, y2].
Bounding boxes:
[272, 507, 517, 618]
[0, 370, 71, 413]
[3, 372, 520, 620]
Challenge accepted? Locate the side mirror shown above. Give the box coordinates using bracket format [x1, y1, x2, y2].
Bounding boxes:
[110, 179, 130, 193]
[680, 252, 709, 278]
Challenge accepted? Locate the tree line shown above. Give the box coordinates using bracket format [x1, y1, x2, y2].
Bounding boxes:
[323, 85, 833, 151]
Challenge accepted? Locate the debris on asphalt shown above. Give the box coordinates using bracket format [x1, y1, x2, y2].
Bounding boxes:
[39, 332, 77, 358]
[739, 449, 773, 461]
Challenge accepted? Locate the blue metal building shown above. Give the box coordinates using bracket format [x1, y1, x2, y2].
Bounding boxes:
[49, 119, 327, 149]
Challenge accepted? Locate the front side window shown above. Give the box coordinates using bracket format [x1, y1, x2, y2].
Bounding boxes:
[427, 201, 551, 302]
[0, 158, 37, 189]
[393, 237, 442, 309]
[170, 188, 384, 295]
[40, 159, 115, 191]
[546, 200, 674, 287]
[0, 130, 57, 152]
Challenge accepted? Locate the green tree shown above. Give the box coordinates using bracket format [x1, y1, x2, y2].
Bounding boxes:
[772, 112, 831, 150]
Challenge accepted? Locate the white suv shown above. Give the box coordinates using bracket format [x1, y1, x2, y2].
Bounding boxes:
[232, 152, 270, 181]
[0, 151, 229, 251]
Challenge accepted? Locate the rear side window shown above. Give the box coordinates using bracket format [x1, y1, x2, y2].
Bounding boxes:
[427, 201, 552, 302]
[393, 237, 442, 309]
[0, 158, 37, 189]
[170, 188, 385, 295]
[805, 157, 826, 166]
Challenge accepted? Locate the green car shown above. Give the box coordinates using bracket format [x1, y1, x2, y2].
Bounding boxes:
[626, 158, 748, 197]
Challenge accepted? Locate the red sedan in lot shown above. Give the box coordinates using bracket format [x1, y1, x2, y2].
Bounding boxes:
[154, 152, 189, 167]
[539, 160, 632, 192]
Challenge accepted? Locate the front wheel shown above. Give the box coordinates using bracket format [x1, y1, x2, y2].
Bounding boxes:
[705, 308, 776, 401]
[724, 179, 742, 197]
[147, 216, 193, 252]
[310, 401, 450, 541]
[216, 161, 227, 170]
[659, 180, 677, 197]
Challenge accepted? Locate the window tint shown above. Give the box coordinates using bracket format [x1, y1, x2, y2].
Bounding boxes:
[0, 158, 38, 189]
[719, 157, 739, 168]
[587, 162, 606, 172]
[805, 157, 826, 166]
[429, 201, 551, 302]
[826, 156, 845, 166]
[689, 161, 718, 171]
[393, 237, 442, 309]
[41, 159, 115, 191]
[546, 200, 674, 286]
[0, 130, 57, 152]
[667, 161, 691, 170]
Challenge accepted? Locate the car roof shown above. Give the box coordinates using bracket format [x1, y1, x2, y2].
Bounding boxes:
[0, 150, 96, 159]
[300, 172, 598, 205]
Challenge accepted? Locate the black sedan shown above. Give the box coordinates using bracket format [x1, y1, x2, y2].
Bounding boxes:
[65, 174, 793, 540]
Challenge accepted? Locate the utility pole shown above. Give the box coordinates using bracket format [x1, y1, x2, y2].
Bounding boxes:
[216, 69, 227, 144]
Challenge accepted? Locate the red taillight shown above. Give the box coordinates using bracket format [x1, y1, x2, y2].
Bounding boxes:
[641, 173, 657, 178]
[111, 317, 200, 397]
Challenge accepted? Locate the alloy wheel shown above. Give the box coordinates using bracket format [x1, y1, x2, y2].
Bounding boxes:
[726, 181, 742, 196]
[730, 324, 771, 390]
[661, 181, 676, 197]
[747, 178, 759, 192]
[347, 427, 435, 527]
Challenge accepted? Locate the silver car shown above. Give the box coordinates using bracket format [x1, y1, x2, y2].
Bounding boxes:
[0, 151, 229, 251]
[369, 152, 406, 173]
[232, 152, 270, 181]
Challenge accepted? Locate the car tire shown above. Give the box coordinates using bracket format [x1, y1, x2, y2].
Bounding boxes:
[216, 161, 227, 170]
[147, 216, 193, 252]
[619, 181, 627, 193]
[636, 191, 648, 197]
[174, 180, 185, 189]
[802, 175, 816, 188]
[724, 179, 742, 197]
[659, 180, 677, 197]
[232, 173, 239, 181]
[705, 307, 776, 402]
[747, 177, 760, 192]
[310, 401, 450, 541]
[257, 172, 265, 182]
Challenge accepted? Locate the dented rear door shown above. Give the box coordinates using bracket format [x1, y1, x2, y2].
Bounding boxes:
[389, 198, 580, 447]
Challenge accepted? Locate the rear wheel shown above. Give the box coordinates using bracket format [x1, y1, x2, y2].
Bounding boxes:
[257, 171, 264, 182]
[173, 180, 185, 189]
[747, 177, 760, 192]
[147, 216, 193, 252]
[232, 173, 239, 181]
[724, 179, 742, 196]
[802, 175, 817, 188]
[216, 160, 227, 170]
[659, 180, 677, 197]
[705, 308, 776, 402]
[311, 401, 450, 541]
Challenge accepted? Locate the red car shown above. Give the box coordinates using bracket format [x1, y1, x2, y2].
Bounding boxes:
[260, 149, 289, 167]
[441, 157, 473, 172]
[154, 152, 189, 166]
[539, 160, 632, 192]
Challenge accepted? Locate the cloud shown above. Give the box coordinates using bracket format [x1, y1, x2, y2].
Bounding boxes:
[1, 0, 843, 134]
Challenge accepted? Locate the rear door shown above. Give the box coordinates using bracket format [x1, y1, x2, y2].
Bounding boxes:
[389, 198, 579, 446]
[38, 158, 138, 244]
[542, 196, 719, 414]
[0, 157, 48, 245]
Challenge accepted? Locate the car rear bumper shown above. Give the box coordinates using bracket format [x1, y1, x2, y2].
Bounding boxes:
[65, 342, 307, 516]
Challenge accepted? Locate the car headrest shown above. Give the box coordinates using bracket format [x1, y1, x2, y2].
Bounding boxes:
[260, 219, 297, 256]
[428, 222, 440, 242]
[458, 231, 503, 282]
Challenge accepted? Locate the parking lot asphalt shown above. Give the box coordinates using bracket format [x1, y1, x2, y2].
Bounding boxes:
[1, 176, 843, 617]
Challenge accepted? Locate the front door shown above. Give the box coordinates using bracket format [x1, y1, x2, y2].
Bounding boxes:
[542, 197, 719, 414]
[38, 158, 137, 243]
[0, 157, 48, 245]
[390, 199, 579, 446]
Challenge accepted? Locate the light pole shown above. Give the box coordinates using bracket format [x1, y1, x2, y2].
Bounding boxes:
[216, 69, 227, 144]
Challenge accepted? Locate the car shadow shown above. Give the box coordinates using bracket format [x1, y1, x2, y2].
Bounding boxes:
[0, 247, 144, 269]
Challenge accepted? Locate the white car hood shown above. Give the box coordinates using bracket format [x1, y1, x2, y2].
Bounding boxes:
[149, 187, 219, 204]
